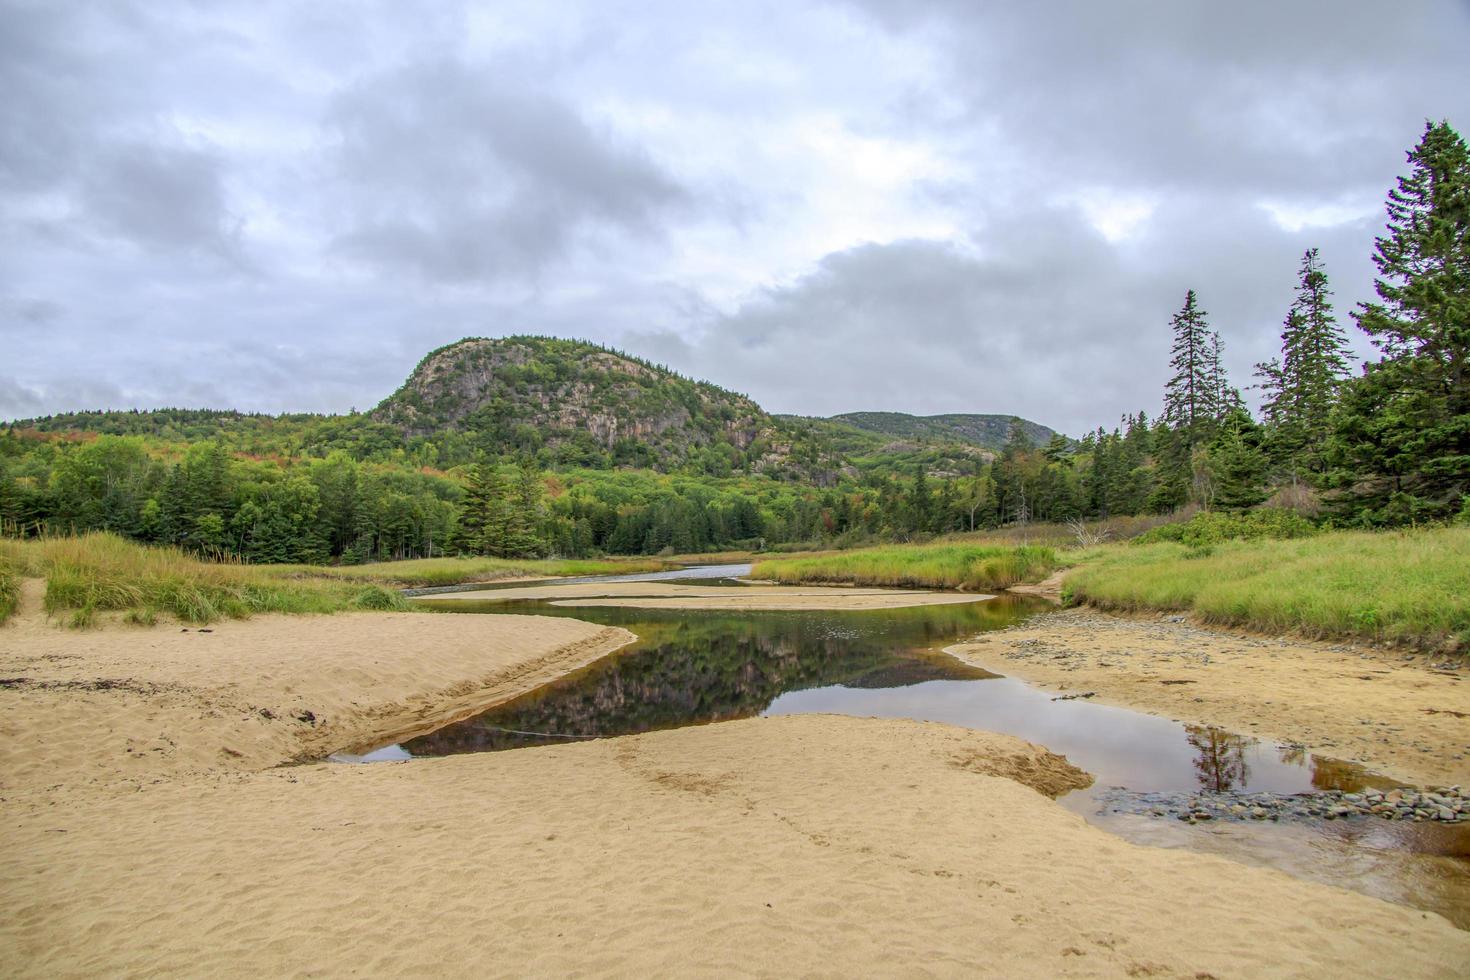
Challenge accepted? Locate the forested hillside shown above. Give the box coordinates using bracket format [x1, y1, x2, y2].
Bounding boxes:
[3, 122, 1466, 563]
[830, 413, 1058, 452]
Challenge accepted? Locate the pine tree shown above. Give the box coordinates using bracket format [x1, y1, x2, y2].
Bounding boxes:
[1257, 249, 1355, 476]
[502, 461, 545, 558]
[451, 459, 508, 556]
[1209, 407, 1268, 511]
[1163, 290, 1218, 443]
[1328, 120, 1470, 522]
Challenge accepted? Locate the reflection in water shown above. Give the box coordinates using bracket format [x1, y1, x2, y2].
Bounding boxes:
[401, 587, 1469, 928]
[406, 597, 1018, 756]
[1188, 726, 1251, 793]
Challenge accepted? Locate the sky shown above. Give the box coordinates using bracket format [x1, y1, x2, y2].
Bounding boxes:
[3, 0, 1468, 435]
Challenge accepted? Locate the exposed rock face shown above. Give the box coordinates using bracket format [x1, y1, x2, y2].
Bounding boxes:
[371, 336, 792, 471]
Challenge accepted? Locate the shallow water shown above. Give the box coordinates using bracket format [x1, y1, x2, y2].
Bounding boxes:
[376, 574, 1470, 927]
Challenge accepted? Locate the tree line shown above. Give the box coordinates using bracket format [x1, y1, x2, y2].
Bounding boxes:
[1, 122, 1465, 561]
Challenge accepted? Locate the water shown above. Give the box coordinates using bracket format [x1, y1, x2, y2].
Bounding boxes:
[359, 572, 1470, 926]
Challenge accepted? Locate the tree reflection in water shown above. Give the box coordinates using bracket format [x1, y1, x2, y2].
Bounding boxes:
[1187, 725, 1252, 792]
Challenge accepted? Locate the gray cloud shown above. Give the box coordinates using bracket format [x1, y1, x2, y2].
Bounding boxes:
[325, 59, 689, 283]
[3, 0, 1467, 434]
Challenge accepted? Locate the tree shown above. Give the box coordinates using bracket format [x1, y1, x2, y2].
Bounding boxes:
[1328, 120, 1470, 521]
[1209, 406, 1268, 511]
[1163, 290, 1219, 443]
[450, 459, 508, 556]
[1257, 249, 1355, 476]
[502, 461, 545, 558]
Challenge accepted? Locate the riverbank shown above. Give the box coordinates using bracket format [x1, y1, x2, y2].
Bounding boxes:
[949, 608, 1470, 788]
[749, 525, 1470, 652]
[426, 580, 996, 610]
[5, 714, 1467, 977]
[0, 583, 634, 796]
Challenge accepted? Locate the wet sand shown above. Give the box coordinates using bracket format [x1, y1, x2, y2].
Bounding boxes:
[429, 580, 996, 610]
[951, 608, 1470, 788]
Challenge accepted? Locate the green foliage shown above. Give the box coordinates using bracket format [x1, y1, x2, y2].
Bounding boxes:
[1163, 290, 1229, 443]
[1067, 527, 1470, 650]
[0, 557, 18, 624]
[751, 542, 1058, 591]
[1254, 249, 1353, 475]
[1134, 509, 1318, 548]
[0, 533, 438, 626]
[1327, 120, 1470, 522]
[349, 585, 413, 611]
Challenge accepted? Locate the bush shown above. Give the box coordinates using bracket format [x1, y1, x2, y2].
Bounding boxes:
[1135, 509, 1318, 548]
[350, 585, 413, 611]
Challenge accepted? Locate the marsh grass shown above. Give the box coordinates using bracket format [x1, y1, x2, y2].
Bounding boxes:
[0, 533, 418, 626]
[272, 554, 669, 587]
[1065, 527, 1470, 651]
[751, 543, 1059, 591]
[0, 557, 19, 625]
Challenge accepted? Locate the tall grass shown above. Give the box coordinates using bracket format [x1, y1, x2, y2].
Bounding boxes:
[0, 556, 19, 625]
[751, 543, 1059, 591]
[0, 534, 415, 626]
[273, 554, 669, 588]
[1065, 527, 1470, 651]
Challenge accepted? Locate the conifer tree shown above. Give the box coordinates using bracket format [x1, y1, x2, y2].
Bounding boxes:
[1209, 407, 1268, 511]
[502, 461, 545, 558]
[1328, 120, 1470, 521]
[451, 459, 508, 555]
[1163, 290, 1218, 443]
[1257, 249, 1354, 475]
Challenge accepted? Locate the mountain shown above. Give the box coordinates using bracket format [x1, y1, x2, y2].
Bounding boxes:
[371, 336, 838, 477]
[827, 412, 1060, 452]
[9, 337, 1053, 480]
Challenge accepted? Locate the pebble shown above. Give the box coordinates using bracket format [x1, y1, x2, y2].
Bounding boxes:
[1098, 785, 1469, 826]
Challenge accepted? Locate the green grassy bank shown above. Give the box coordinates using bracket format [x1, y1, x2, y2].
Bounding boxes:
[750, 543, 1059, 591]
[750, 521, 1469, 652]
[0, 534, 667, 626]
[1065, 526, 1470, 652]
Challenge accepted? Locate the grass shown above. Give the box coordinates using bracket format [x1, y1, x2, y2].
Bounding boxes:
[751, 543, 1059, 591]
[273, 554, 670, 588]
[0, 534, 676, 626]
[1064, 526, 1470, 652]
[0, 534, 417, 626]
[0, 556, 19, 625]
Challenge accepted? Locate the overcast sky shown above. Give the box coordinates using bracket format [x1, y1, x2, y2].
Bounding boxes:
[3, 1, 1468, 435]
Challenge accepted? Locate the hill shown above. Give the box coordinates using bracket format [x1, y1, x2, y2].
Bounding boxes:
[370, 336, 846, 479]
[828, 412, 1060, 452]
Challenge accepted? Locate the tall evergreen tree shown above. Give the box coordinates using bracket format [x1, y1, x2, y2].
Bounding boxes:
[1163, 290, 1218, 442]
[1257, 249, 1355, 476]
[1328, 120, 1470, 522]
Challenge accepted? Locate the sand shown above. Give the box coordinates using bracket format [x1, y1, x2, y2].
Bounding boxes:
[0, 581, 634, 797]
[951, 608, 1470, 788]
[424, 580, 996, 610]
[4, 714, 1466, 977]
[5, 585, 1469, 975]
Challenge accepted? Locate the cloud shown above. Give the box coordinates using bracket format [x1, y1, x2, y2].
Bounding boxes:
[324, 59, 690, 283]
[2, 0, 1467, 433]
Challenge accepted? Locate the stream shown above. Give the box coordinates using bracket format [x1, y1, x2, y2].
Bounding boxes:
[341, 564, 1470, 927]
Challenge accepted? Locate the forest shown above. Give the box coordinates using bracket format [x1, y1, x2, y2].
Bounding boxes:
[2, 121, 1466, 562]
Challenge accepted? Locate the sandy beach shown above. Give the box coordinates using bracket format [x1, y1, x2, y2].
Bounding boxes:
[0, 580, 635, 797]
[4, 587, 1469, 976]
[952, 607, 1470, 788]
[427, 580, 996, 610]
[4, 713, 1467, 977]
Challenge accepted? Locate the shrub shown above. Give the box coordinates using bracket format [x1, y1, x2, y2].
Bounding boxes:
[1135, 509, 1318, 548]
